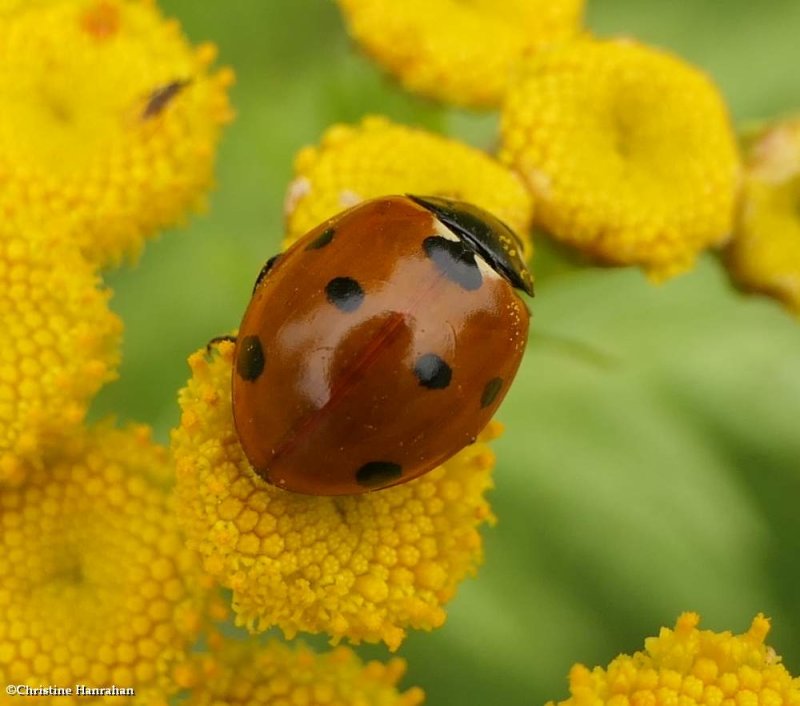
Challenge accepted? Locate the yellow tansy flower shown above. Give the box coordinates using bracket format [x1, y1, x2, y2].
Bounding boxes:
[336, 0, 584, 108]
[500, 38, 741, 280]
[0, 221, 121, 485]
[0, 423, 210, 703]
[548, 613, 800, 706]
[0, 0, 52, 15]
[285, 116, 534, 256]
[726, 117, 800, 314]
[172, 340, 498, 651]
[0, 0, 234, 267]
[186, 639, 424, 706]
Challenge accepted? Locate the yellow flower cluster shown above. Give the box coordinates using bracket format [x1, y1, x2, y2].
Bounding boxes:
[0, 0, 52, 15]
[0, 423, 210, 704]
[285, 115, 534, 255]
[0, 0, 234, 267]
[186, 639, 424, 706]
[0, 219, 121, 485]
[172, 340, 498, 651]
[337, 0, 585, 108]
[726, 117, 800, 314]
[500, 38, 741, 280]
[547, 613, 800, 706]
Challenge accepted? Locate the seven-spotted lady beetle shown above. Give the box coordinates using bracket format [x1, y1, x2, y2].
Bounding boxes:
[231, 195, 533, 495]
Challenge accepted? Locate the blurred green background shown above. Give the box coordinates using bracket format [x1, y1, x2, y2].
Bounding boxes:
[92, 1, 800, 704]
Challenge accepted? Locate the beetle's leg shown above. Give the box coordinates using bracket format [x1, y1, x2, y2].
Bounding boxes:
[206, 334, 237, 355]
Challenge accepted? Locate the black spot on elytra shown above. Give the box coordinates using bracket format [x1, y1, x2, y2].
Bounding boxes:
[305, 227, 335, 250]
[253, 254, 281, 293]
[414, 353, 452, 389]
[423, 235, 482, 291]
[356, 461, 403, 489]
[236, 335, 265, 381]
[325, 277, 364, 312]
[480, 377, 503, 408]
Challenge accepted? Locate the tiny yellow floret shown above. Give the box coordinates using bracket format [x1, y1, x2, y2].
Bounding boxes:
[546, 613, 800, 706]
[726, 117, 800, 315]
[285, 115, 534, 257]
[185, 640, 424, 706]
[172, 340, 499, 651]
[0, 423, 211, 703]
[0, 220, 121, 484]
[500, 38, 741, 280]
[337, 0, 585, 108]
[0, 0, 235, 267]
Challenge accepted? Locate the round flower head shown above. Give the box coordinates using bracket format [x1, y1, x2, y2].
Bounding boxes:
[547, 613, 800, 706]
[336, 0, 584, 108]
[285, 116, 534, 257]
[726, 117, 800, 314]
[0, 423, 211, 703]
[172, 340, 498, 651]
[186, 639, 424, 706]
[0, 220, 121, 485]
[0, 0, 234, 267]
[0, 0, 52, 15]
[500, 38, 741, 280]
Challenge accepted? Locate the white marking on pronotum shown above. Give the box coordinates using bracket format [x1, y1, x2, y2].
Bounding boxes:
[431, 219, 500, 279]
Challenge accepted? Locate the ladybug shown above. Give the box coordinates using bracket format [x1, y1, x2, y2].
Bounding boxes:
[231, 195, 533, 495]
